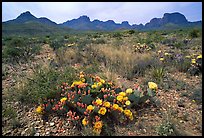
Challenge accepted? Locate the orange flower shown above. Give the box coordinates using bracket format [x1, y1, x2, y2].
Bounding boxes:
[93, 121, 103, 129]
[117, 107, 124, 112]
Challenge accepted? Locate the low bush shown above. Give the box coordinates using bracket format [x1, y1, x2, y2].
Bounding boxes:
[17, 66, 77, 104]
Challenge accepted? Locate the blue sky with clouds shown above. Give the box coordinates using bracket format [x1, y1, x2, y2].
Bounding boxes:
[2, 2, 202, 25]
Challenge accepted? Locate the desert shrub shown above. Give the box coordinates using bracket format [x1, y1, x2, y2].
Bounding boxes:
[127, 30, 135, 34]
[112, 32, 122, 38]
[173, 56, 191, 73]
[132, 54, 160, 77]
[150, 66, 166, 84]
[17, 66, 77, 104]
[49, 38, 65, 50]
[2, 64, 10, 80]
[161, 38, 176, 46]
[92, 38, 106, 44]
[157, 120, 176, 136]
[2, 37, 41, 64]
[174, 41, 186, 49]
[55, 47, 78, 66]
[189, 29, 199, 39]
[188, 87, 202, 104]
[2, 106, 17, 119]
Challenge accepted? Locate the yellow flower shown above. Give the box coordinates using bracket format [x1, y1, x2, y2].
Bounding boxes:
[117, 107, 124, 112]
[116, 95, 123, 102]
[36, 105, 43, 114]
[119, 92, 126, 97]
[100, 79, 105, 84]
[82, 117, 88, 126]
[87, 105, 94, 111]
[191, 59, 196, 64]
[197, 55, 202, 59]
[126, 88, 133, 94]
[93, 121, 103, 130]
[91, 84, 97, 89]
[95, 99, 103, 105]
[112, 104, 119, 110]
[97, 82, 102, 87]
[60, 97, 67, 103]
[123, 96, 128, 101]
[71, 81, 83, 87]
[160, 58, 164, 61]
[98, 107, 107, 115]
[129, 115, 134, 120]
[103, 101, 111, 108]
[124, 109, 132, 117]
[164, 52, 169, 56]
[125, 100, 131, 106]
[185, 55, 191, 58]
[81, 78, 85, 83]
[148, 82, 158, 90]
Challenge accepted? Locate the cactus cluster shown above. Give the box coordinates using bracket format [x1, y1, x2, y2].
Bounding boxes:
[133, 43, 152, 53]
[157, 50, 202, 75]
[35, 72, 158, 135]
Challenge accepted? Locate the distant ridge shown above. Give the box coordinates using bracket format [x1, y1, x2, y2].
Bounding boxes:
[2, 11, 202, 35]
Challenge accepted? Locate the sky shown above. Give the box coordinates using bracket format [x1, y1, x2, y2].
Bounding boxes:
[2, 2, 202, 25]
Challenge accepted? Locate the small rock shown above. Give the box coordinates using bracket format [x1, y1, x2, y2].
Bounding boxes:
[21, 130, 26, 136]
[50, 122, 55, 127]
[4, 130, 12, 135]
[34, 133, 40, 136]
[197, 105, 202, 110]
[46, 131, 50, 135]
[14, 102, 19, 106]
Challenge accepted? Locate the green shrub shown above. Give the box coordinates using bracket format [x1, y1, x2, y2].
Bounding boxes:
[151, 67, 165, 84]
[17, 66, 77, 104]
[127, 30, 135, 34]
[49, 38, 65, 50]
[157, 121, 175, 136]
[2, 37, 41, 64]
[133, 56, 160, 77]
[173, 58, 191, 73]
[189, 29, 199, 39]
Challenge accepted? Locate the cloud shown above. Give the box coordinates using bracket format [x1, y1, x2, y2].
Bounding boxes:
[2, 2, 202, 25]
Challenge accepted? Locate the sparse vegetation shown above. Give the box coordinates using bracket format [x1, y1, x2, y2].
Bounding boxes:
[2, 27, 202, 136]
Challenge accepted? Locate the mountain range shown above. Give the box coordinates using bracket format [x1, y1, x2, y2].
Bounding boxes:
[2, 11, 202, 35]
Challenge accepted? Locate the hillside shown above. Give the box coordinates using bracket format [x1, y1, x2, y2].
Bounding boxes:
[2, 21, 72, 36]
[2, 11, 202, 36]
